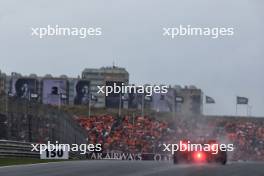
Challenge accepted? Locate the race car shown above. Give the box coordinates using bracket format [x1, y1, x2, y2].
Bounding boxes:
[173, 139, 227, 165]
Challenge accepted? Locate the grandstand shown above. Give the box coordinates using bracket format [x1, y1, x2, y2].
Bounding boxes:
[0, 68, 203, 116]
[75, 114, 264, 161]
[0, 68, 263, 161]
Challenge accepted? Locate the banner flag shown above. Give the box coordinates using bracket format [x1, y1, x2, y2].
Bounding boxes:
[205, 96, 215, 104]
[237, 96, 249, 105]
[175, 96, 184, 103]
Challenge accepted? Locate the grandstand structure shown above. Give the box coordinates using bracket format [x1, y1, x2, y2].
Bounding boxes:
[0, 67, 202, 115]
[1, 68, 263, 161]
[82, 66, 129, 108]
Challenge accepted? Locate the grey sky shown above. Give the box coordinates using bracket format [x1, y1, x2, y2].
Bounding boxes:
[0, 0, 263, 116]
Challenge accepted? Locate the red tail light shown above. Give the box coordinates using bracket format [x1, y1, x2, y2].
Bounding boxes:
[193, 151, 206, 162]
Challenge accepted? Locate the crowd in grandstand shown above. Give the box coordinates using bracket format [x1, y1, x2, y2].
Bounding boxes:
[209, 118, 264, 161]
[77, 115, 169, 153]
[76, 114, 264, 161]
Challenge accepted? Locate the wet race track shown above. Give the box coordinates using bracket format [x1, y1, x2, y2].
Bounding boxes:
[0, 160, 263, 176]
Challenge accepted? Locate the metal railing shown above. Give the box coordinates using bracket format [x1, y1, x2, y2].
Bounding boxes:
[0, 140, 39, 158]
[0, 140, 85, 159]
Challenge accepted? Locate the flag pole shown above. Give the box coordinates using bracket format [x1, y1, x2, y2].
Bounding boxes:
[246, 105, 249, 116]
[118, 93, 122, 117]
[236, 104, 238, 116]
[203, 94, 206, 115]
[247, 105, 252, 117]
[235, 96, 237, 116]
[141, 94, 144, 117]
[88, 95, 91, 118]
[5, 92, 10, 139]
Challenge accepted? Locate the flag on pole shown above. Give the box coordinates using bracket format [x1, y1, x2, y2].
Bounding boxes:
[30, 93, 38, 99]
[8, 91, 14, 97]
[175, 96, 184, 103]
[144, 95, 152, 102]
[205, 96, 215, 104]
[91, 94, 98, 102]
[60, 93, 67, 99]
[122, 94, 129, 101]
[237, 96, 248, 105]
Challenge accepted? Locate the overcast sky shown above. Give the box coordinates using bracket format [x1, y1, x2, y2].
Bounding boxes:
[0, 0, 263, 117]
